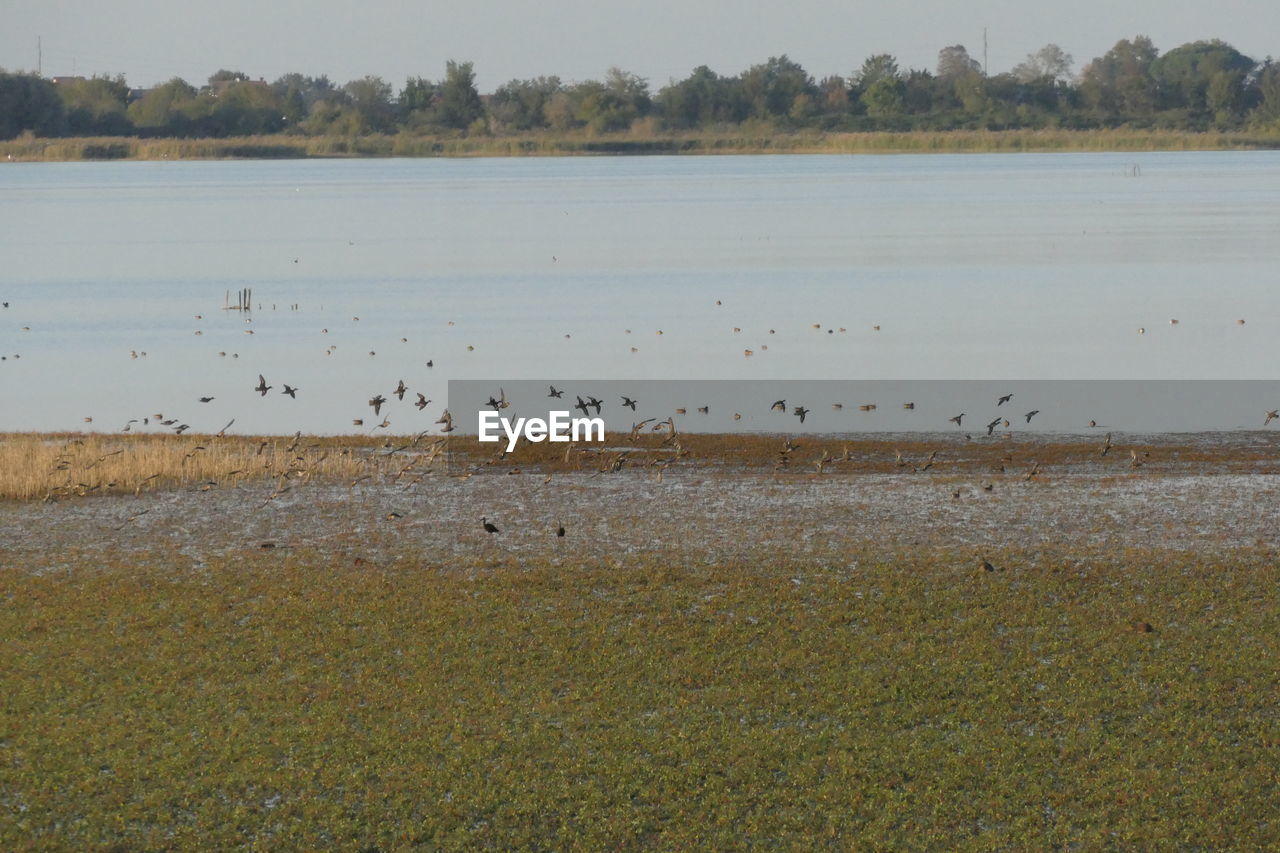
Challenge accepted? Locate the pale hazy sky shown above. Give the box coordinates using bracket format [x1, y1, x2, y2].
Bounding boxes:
[2, 0, 1276, 91]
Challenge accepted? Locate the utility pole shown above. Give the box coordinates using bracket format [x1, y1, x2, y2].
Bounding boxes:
[983, 28, 988, 76]
[38, 35, 42, 76]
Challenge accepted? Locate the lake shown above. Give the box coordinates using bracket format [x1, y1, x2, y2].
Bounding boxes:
[2, 152, 1279, 435]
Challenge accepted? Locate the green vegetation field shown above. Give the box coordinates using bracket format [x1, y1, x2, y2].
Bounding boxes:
[4, 546, 1277, 848]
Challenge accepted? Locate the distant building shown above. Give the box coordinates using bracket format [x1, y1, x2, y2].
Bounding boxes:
[210, 77, 269, 97]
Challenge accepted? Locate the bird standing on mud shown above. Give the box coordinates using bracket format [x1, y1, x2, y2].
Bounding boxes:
[481, 516, 499, 535]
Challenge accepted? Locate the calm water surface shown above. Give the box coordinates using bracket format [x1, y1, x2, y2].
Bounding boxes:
[2, 152, 1279, 434]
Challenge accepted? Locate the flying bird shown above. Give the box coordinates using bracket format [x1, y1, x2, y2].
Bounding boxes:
[394, 380, 407, 400]
[621, 396, 637, 410]
[986, 417, 1001, 436]
[369, 394, 387, 415]
[1025, 410, 1040, 423]
[771, 399, 786, 412]
[794, 406, 810, 423]
[997, 393, 1013, 406]
[548, 385, 564, 398]
[949, 413, 965, 426]
[254, 375, 271, 396]
[282, 384, 298, 398]
[415, 393, 430, 411]
[1266, 410, 1278, 426]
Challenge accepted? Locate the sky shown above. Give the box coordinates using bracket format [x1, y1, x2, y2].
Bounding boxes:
[2, 0, 1276, 91]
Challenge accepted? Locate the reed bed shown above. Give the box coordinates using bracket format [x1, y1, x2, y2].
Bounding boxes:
[0, 432, 446, 501]
[4, 128, 1280, 162]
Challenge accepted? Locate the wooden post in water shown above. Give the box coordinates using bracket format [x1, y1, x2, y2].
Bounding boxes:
[224, 288, 254, 311]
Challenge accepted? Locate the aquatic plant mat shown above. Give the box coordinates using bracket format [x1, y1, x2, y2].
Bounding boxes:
[2, 432, 1279, 847]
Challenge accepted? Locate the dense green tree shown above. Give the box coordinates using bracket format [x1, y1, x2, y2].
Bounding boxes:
[271, 74, 342, 113]
[0, 70, 65, 138]
[901, 70, 937, 114]
[740, 55, 816, 121]
[399, 77, 436, 114]
[57, 75, 132, 135]
[817, 75, 850, 115]
[127, 77, 199, 134]
[862, 78, 905, 116]
[937, 45, 981, 79]
[438, 61, 484, 130]
[1251, 61, 1280, 127]
[1080, 36, 1159, 118]
[7, 36, 1280, 141]
[656, 66, 747, 128]
[1150, 40, 1253, 117]
[1012, 45, 1073, 83]
[342, 76, 394, 133]
[854, 54, 900, 88]
[564, 69, 650, 133]
[206, 80, 285, 136]
[207, 69, 249, 86]
[488, 76, 561, 131]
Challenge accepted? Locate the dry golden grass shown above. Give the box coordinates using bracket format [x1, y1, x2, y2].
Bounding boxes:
[0, 432, 450, 501]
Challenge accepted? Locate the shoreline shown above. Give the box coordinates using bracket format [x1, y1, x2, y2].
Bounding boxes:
[5, 128, 1280, 162]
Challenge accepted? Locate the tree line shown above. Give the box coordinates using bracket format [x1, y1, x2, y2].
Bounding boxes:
[3, 36, 1279, 141]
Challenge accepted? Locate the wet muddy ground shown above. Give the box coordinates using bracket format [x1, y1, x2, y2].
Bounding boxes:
[5, 432, 1279, 572]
